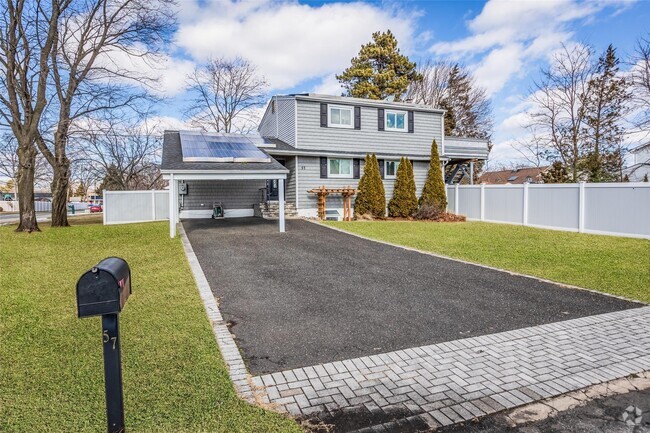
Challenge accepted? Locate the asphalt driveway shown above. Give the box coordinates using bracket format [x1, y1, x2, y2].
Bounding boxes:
[183, 218, 639, 375]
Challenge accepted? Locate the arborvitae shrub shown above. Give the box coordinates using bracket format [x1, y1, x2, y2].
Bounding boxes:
[388, 157, 418, 217]
[419, 139, 447, 211]
[355, 154, 386, 218]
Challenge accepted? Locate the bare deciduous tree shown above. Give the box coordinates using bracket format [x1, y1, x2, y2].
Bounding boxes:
[0, 133, 51, 189]
[0, 0, 70, 232]
[406, 60, 492, 140]
[523, 44, 593, 181]
[76, 116, 164, 191]
[33, 0, 174, 227]
[630, 34, 650, 132]
[185, 57, 269, 133]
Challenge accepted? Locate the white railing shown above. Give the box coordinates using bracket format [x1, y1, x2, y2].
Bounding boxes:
[446, 182, 650, 239]
[0, 200, 53, 212]
[103, 190, 169, 225]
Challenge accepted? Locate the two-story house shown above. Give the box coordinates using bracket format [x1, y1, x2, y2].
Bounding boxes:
[161, 93, 489, 235]
[623, 142, 650, 181]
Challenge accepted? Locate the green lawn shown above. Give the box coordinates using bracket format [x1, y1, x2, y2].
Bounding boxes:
[326, 221, 650, 303]
[0, 218, 301, 433]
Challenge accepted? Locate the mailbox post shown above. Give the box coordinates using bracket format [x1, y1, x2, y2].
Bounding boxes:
[76, 257, 131, 433]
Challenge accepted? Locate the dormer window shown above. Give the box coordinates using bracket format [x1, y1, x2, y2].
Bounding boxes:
[385, 110, 407, 132]
[328, 105, 354, 129]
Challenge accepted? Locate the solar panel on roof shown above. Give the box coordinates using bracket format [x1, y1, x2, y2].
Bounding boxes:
[180, 131, 272, 163]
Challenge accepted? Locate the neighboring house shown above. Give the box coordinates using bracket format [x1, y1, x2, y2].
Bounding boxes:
[161, 93, 489, 230]
[479, 167, 548, 185]
[623, 142, 650, 181]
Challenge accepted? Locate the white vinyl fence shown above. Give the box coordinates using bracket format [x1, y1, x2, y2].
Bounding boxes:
[103, 190, 169, 225]
[0, 200, 52, 212]
[446, 182, 650, 239]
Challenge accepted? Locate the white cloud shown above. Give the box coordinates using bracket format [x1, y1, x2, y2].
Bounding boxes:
[174, 0, 417, 90]
[430, 0, 624, 96]
[472, 44, 524, 95]
[311, 73, 344, 96]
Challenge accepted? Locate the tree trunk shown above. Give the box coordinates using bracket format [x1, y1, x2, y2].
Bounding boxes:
[50, 159, 70, 227]
[15, 145, 40, 233]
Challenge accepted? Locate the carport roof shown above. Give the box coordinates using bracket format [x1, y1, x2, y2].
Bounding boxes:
[161, 130, 289, 175]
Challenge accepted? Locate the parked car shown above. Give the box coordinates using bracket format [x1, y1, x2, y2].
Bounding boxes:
[3, 194, 12, 201]
[89, 204, 103, 213]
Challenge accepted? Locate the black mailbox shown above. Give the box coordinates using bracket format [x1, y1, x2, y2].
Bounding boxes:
[76, 257, 131, 318]
[76, 257, 131, 433]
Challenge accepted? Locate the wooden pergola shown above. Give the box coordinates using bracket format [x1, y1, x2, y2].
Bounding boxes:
[307, 185, 358, 221]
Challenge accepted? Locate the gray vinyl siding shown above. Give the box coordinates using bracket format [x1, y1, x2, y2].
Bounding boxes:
[258, 97, 296, 146]
[296, 157, 430, 210]
[277, 98, 296, 146]
[282, 156, 297, 204]
[444, 137, 490, 159]
[182, 180, 265, 210]
[296, 99, 443, 155]
[258, 101, 277, 138]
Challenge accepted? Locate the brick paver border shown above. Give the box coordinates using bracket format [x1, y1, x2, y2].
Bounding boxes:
[179, 223, 254, 401]
[253, 306, 650, 431]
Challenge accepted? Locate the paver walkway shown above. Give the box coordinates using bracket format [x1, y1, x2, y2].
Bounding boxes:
[252, 307, 650, 432]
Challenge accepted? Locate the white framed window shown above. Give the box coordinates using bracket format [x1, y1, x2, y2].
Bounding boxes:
[328, 105, 354, 129]
[385, 110, 407, 132]
[385, 160, 399, 179]
[328, 158, 353, 178]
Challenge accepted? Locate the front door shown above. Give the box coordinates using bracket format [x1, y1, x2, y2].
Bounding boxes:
[267, 179, 279, 200]
[266, 159, 286, 201]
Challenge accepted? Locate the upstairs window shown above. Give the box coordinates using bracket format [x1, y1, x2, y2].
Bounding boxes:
[385, 160, 399, 178]
[328, 105, 354, 128]
[328, 158, 353, 178]
[385, 110, 407, 132]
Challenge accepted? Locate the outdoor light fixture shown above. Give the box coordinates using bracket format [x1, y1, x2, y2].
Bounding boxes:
[76, 257, 131, 433]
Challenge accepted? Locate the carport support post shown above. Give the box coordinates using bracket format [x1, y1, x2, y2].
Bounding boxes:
[278, 178, 285, 233]
[469, 161, 474, 185]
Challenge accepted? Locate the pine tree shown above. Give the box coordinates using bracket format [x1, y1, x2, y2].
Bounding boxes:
[419, 140, 447, 210]
[75, 183, 86, 199]
[582, 45, 631, 182]
[542, 161, 571, 183]
[388, 157, 418, 217]
[337, 30, 421, 101]
[354, 154, 386, 218]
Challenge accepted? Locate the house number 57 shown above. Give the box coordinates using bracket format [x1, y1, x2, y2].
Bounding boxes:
[103, 330, 117, 350]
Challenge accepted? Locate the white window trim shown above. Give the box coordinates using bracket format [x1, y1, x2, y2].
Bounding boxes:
[328, 104, 354, 129]
[385, 109, 408, 132]
[385, 160, 399, 179]
[328, 158, 353, 178]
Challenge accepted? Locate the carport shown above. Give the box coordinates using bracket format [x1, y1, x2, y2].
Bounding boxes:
[161, 130, 289, 238]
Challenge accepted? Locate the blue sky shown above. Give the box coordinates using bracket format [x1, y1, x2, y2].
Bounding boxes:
[152, 0, 650, 165]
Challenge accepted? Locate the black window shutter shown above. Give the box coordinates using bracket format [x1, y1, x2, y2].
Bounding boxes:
[378, 108, 385, 131]
[320, 103, 328, 127]
[408, 111, 414, 133]
[320, 157, 328, 178]
[353, 159, 360, 179]
[378, 159, 385, 179]
[354, 106, 361, 130]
